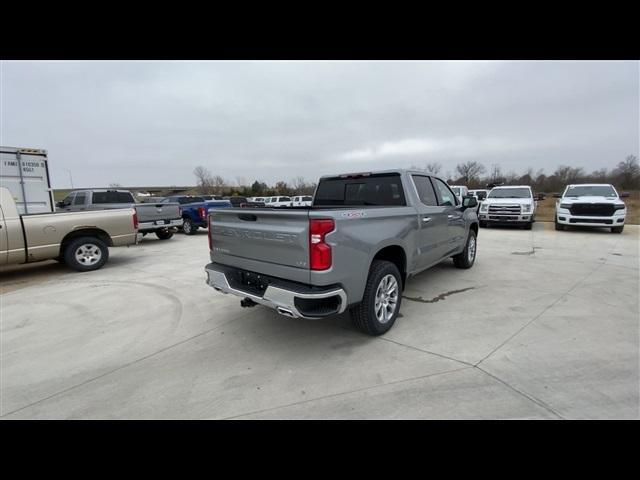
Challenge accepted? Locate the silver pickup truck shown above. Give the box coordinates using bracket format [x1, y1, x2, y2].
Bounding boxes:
[204, 170, 479, 335]
[57, 189, 182, 240]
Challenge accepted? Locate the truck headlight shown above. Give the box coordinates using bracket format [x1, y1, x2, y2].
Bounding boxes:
[560, 203, 571, 209]
[480, 203, 488, 212]
[522, 204, 531, 213]
[613, 204, 626, 211]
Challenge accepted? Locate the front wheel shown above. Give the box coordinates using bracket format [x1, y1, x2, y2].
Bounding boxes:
[63, 236, 109, 272]
[350, 260, 402, 336]
[182, 218, 197, 235]
[453, 229, 477, 269]
[155, 228, 174, 240]
[524, 222, 533, 230]
[611, 225, 624, 234]
[555, 219, 564, 231]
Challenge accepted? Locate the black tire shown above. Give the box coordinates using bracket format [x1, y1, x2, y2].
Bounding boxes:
[350, 260, 403, 336]
[524, 222, 533, 230]
[479, 221, 487, 228]
[182, 218, 197, 235]
[63, 236, 109, 272]
[453, 229, 477, 269]
[555, 220, 564, 231]
[611, 225, 624, 234]
[155, 228, 174, 240]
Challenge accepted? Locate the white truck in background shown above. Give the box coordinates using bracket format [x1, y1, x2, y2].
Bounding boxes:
[554, 184, 628, 233]
[0, 146, 55, 215]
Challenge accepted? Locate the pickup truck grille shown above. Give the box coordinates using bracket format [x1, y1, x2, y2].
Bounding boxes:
[488, 204, 522, 215]
[569, 203, 615, 217]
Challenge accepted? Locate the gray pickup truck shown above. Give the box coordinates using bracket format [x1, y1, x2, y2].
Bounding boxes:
[57, 189, 182, 240]
[204, 170, 479, 335]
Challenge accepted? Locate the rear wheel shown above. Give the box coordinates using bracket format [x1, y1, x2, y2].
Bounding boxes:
[182, 218, 197, 235]
[350, 260, 402, 336]
[155, 228, 174, 240]
[611, 225, 624, 234]
[63, 236, 109, 272]
[453, 229, 477, 269]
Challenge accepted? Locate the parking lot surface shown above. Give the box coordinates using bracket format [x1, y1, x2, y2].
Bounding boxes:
[1, 223, 638, 419]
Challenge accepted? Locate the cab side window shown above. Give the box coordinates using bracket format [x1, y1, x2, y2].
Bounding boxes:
[432, 178, 458, 206]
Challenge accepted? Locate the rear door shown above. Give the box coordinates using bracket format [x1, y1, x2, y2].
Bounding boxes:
[410, 175, 451, 268]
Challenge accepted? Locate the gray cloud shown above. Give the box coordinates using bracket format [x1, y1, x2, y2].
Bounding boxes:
[1, 60, 637, 188]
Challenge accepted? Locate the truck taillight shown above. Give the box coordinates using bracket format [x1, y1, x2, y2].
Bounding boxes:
[309, 219, 334, 271]
[198, 207, 207, 220]
[208, 215, 213, 251]
[133, 211, 139, 229]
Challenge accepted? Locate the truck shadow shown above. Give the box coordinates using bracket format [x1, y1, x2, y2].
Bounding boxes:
[0, 261, 69, 293]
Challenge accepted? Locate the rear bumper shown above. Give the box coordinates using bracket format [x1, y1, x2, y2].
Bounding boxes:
[204, 263, 347, 319]
[138, 218, 183, 231]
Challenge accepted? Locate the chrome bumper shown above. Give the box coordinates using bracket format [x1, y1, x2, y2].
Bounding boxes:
[138, 219, 184, 230]
[204, 265, 347, 319]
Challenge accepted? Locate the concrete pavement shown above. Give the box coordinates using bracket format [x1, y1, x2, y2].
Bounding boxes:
[1, 223, 638, 419]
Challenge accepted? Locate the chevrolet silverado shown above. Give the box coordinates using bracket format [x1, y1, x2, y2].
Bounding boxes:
[204, 170, 479, 335]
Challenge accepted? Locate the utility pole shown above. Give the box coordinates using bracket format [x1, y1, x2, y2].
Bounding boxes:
[64, 169, 74, 188]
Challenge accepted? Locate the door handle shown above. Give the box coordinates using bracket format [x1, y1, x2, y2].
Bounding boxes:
[422, 217, 431, 223]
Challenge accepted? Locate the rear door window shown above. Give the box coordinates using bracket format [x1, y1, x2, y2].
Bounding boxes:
[314, 173, 406, 206]
[411, 175, 438, 206]
[92, 191, 134, 203]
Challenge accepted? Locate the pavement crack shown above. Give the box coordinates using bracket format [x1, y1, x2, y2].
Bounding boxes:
[224, 366, 471, 419]
[0, 311, 249, 418]
[476, 366, 565, 419]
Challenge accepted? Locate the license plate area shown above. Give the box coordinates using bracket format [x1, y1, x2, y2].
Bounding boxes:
[155, 220, 169, 225]
[235, 270, 269, 295]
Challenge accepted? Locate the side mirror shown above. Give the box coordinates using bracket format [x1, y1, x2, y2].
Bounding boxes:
[55, 201, 64, 208]
[619, 192, 630, 198]
[462, 196, 478, 209]
[553, 193, 562, 198]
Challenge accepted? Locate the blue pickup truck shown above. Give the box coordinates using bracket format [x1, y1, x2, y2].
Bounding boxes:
[161, 195, 231, 235]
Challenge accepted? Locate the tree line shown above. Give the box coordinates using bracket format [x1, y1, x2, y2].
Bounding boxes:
[193, 166, 317, 197]
[411, 155, 639, 192]
[194, 154, 639, 197]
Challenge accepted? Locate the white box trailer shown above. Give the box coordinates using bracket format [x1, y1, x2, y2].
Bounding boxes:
[0, 146, 55, 214]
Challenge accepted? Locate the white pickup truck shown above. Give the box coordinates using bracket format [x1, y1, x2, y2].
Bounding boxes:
[554, 184, 628, 233]
[478, 185, 537, 229]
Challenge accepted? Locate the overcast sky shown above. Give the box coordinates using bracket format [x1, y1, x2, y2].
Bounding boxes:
[1, 60, 638, 188]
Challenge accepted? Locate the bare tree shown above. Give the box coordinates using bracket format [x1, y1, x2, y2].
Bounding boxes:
[212, 175, 226, 195]
[424, 162, 442, 175]
[235, 176, 247, 187]
[614, 155, 640, 189]
[291, 176, 307, 193]
[193, 166, 214, 194]
[455, 161, 486, 184]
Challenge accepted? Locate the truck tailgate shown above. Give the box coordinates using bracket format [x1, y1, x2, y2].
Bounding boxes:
[135, 203, 181, 223]
[209, 208, 311, 274]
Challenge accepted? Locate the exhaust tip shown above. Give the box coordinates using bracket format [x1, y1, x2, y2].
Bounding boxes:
[276, 307, 296, 318]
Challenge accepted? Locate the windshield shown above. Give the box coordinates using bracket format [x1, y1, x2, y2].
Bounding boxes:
[564, 185, 616, 197]
[488, 188, 531, 199]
